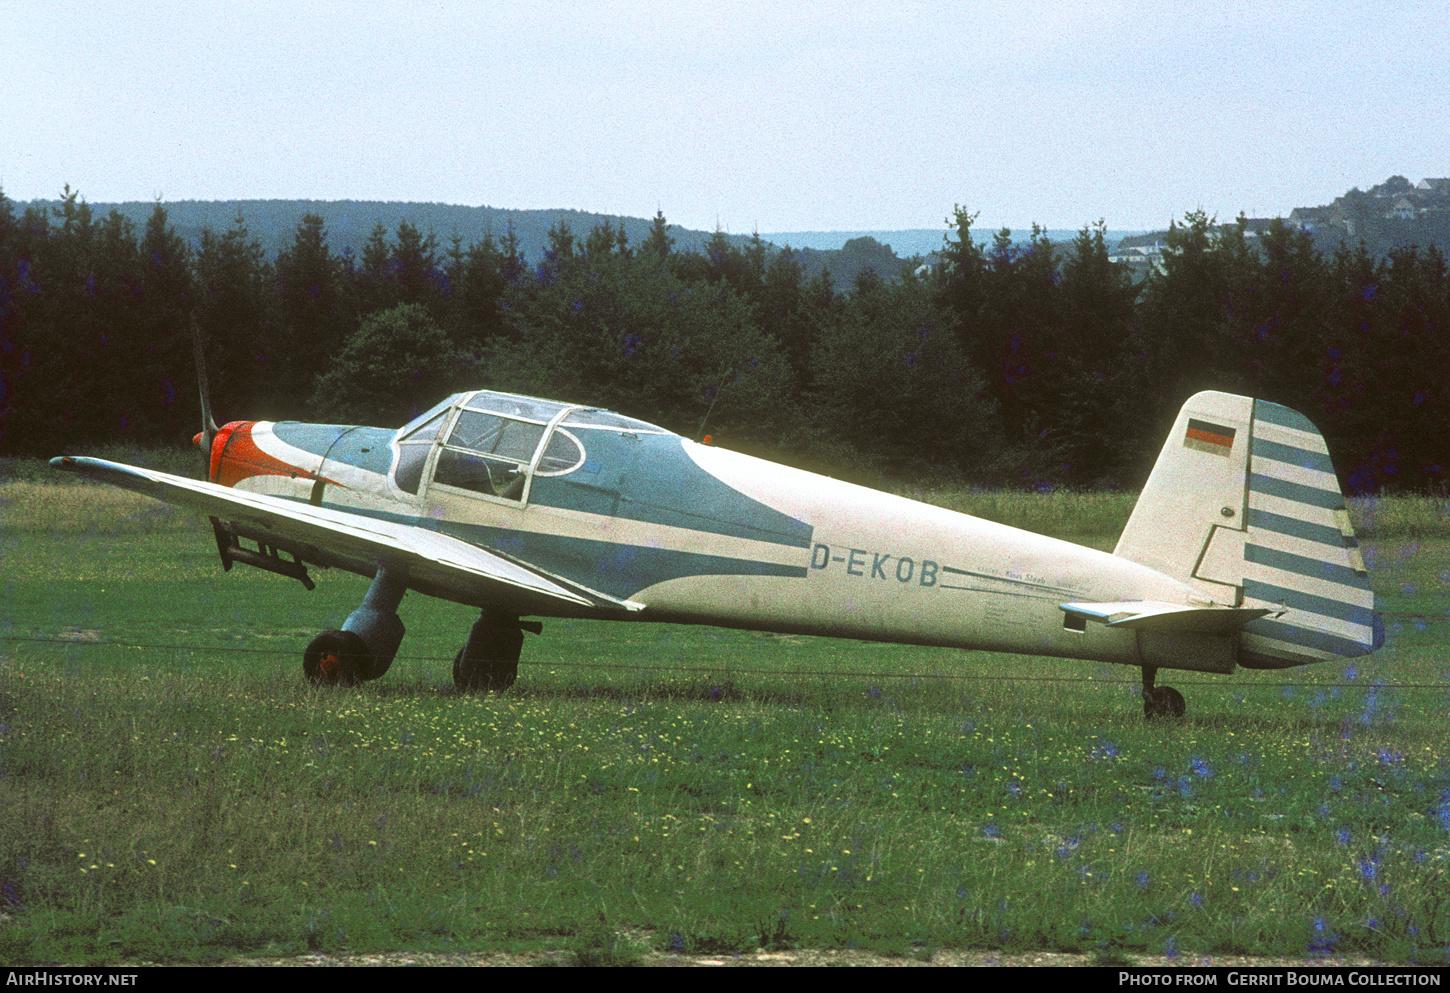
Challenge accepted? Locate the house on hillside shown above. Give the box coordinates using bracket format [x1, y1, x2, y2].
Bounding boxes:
[1287, 206, 1332, 232]
[1235, 218, 1278, 239]
[1390, 197, 1417, 221]
[1290, 202, 1360, 237]
[1108, 234, 1165, 278]
[1411, 180, 1450, 218]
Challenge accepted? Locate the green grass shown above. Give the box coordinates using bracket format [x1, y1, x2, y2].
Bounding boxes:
[2, 483, 1449, 964]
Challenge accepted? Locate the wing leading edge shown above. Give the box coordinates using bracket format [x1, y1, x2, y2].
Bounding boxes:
[50, 456, 643, 616]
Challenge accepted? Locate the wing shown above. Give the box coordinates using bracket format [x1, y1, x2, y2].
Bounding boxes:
[1060, 600, 1279, 634]
[51, 456, 643, 616]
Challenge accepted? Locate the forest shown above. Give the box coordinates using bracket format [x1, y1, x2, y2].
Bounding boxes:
[1, 188, 1446, 494]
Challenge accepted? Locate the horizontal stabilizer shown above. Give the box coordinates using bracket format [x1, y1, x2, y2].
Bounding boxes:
[1061, 600, 1279, 633]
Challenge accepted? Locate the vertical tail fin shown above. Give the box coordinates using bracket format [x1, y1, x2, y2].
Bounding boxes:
[1115, 391, 1382, 668]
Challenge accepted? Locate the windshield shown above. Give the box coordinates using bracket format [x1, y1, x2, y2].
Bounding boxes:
[392, 409, 448, 495]
[395, 393, 464, 437]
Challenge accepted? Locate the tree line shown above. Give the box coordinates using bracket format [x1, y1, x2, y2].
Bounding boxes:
[1, 188, 1446, 494]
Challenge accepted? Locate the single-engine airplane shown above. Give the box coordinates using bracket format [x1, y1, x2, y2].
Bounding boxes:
[52, 380, 1382, 718]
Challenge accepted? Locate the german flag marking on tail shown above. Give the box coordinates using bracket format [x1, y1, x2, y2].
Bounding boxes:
[1184, 418, 1236, 456]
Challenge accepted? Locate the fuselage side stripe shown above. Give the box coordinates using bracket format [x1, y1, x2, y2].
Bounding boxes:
[435, 520, 808, 599]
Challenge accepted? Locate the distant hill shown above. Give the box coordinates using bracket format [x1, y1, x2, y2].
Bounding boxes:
[1111, 174, 1450, 266]
[13, 195, 1142, 266]
[1288, 176, 1450, 259]
[764, 228, 1149, 289]
[8, 199, 766, 264]
[10, 196, 1156, 292]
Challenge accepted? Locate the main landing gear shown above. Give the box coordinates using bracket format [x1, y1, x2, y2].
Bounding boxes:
[453, 610, 542, 692]
[301, 567, 540, 692]
[304, 567, 407, 687]
[1140, 665, 1186, 720]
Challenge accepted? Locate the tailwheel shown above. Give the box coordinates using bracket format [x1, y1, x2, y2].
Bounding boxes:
[1143, 686, 1186, 720]
[1140, 665, 1186, 720]
[304, 630, 370, 687]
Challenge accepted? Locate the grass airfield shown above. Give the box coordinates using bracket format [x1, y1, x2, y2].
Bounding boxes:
[1, 479, 1449, 964]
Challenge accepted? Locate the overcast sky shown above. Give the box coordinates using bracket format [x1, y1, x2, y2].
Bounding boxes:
[4, 1, 1447, 235]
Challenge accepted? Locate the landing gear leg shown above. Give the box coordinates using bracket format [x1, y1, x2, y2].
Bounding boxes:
[1140, 665, 1186, 720]
[453, 609, 538, 692]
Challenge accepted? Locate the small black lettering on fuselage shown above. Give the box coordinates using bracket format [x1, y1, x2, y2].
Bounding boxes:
[811, 543, 938, 587]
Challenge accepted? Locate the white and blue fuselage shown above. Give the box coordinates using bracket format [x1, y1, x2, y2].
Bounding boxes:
[54, 388, 1381, 695]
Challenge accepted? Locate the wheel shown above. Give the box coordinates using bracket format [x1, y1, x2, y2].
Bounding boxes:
[1143, 686, 1186, 720]
[453, 647, 518, 693]
[1163, 687, 1186, 718]
[304, 630, 370, 686]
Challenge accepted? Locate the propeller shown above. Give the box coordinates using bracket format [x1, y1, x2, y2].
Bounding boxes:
[191, 311, 220, 480]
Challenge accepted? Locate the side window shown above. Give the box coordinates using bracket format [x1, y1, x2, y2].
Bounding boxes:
[433, 411, 546, 502]
[535, 428, 585, 476]
[434, 448, 527, 500]
[561, 409, 670, 434]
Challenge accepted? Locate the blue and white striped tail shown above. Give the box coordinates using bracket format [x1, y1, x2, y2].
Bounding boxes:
[1114, 391, 1383, 671]
[1237, 399, 1383, 668]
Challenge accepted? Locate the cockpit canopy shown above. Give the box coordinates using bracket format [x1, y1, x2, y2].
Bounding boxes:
[391, 390, 674, 499]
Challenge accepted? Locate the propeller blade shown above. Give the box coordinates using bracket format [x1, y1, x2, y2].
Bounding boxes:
[191, 311, 219, 478]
